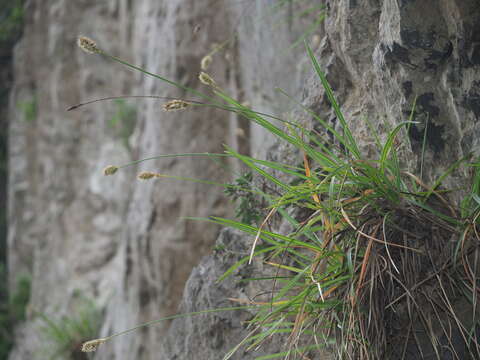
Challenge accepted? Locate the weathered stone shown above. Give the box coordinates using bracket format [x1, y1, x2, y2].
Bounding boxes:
[162, 228, 285, 359]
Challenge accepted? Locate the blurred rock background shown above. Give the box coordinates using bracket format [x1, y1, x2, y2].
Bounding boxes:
[2, 1, 311, 359]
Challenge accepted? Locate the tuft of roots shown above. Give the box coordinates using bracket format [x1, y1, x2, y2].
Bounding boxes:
[329, 199, 480, 360]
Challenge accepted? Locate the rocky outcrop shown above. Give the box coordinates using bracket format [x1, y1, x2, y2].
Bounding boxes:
[162, 229, 284, 360]
[96, 1, 236, 358]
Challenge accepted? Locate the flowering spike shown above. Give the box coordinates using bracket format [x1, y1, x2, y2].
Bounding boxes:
[199, 72, 217, 88]
[163, 100, 190, 112]
[77, 36, 101, 54]
[201, 55, 212, 71]
[81, 338, 107, 352]
[137, 171, 160, 180]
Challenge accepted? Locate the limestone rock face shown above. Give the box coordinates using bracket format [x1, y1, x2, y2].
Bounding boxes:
[8, 1, 136, 359]
[316, 0, 479, 188]
[161, 1, 480, 359]
[7, 0, 479, 359]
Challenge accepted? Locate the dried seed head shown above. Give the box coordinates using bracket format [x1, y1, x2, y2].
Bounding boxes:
[311, 34, 321, 49]
[200, 55, 212, 71]
[81, 338, 107, 352]
[103, 165, 119, 176]
[163, 100, 190, 112]
[199, 72, 216, 88]
[77, 36, 100, 54]
[137, 171, 159, 180]
[235, 127, 246, 138]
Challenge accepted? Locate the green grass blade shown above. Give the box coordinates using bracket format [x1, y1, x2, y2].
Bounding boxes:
[425, 154, 472, 200]
[216, 246, 277, 283]
[379, 121, 417, 183]
[305, 42, 360, 159]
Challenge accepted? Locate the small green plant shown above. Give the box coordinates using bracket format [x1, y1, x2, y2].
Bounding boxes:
[0, 268, 31, 359]
[8, 274, 31, 323]
[107, 99, 137, 149]
[39, 298, 102, 360]
[17, 97, 37, 123]
[0, 0, 24, 44]
[225, 172, 263, 225]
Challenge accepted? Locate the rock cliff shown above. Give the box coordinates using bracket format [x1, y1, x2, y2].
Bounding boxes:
[5, 0, 479, 359]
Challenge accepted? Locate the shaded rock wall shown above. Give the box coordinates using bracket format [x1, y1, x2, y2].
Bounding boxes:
[162, 229, 285, 360]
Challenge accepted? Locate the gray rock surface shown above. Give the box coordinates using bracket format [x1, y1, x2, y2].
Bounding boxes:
[96, 1, 235, 359]
[162, 228, 284, 360]
[317, 0, 479, 191]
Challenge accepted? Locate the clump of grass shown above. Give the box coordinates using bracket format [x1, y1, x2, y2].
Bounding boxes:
[224, 172, 264, 226]
[73, 36, 479, 360]
[0, 270, 31, 358]
[107, 99, 137, 149]
[39, 298, 102, 360]
[204, 45, 480, 359]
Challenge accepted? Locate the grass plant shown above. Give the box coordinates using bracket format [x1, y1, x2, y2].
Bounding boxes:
[73, 33, 480, 360]
[107, 99, 136, 150]
[17, 96, 37, 123]
[0, 0, 24, 44]
[39, 298, 102, 360]
[0, 270, 31, 359]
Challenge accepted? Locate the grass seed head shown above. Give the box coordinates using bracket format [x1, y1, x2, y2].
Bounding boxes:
[163, 100, 190, 112]
[103, 165, 119, 176]
[81, 338, 107, 352]
[137, 171, 159, 180]
[199, 72, 216, 88]
[77, 36, 100, 54]
[201, 55, 212, 71]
